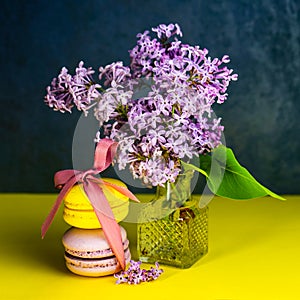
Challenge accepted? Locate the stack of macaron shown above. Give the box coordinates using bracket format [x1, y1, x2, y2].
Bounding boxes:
[61, 178, 131, 277]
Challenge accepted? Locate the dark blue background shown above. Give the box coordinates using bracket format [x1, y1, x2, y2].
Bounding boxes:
[1, 0, 299, 194]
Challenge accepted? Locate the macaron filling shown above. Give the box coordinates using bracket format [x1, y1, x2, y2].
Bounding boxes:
[64, 247, 131, 273]
[64, 247, 130, 264]
[64, 239, 129, 259]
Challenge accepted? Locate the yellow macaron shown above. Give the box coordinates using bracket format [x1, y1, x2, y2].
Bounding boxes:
[63, 178, 129, 229]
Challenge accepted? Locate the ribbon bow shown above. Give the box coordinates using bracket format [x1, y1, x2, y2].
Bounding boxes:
[41, 138, 139, 270]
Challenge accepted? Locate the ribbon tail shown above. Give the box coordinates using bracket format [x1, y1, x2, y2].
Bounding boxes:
[83, 180, 126, 270]
[41, 177, 78, 238]
[102, 181, 140, 202]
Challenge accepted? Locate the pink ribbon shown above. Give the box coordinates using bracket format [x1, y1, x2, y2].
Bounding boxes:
[41, 138, 139, 270]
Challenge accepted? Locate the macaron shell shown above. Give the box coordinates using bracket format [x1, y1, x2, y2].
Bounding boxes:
[62, 226, 128, 255]
[63, 184, 90, 210]
[63, 202, 129, 229]
[64, 248, 131, 277]
[64, 178, 129, 211]
[63, 178, 130, 229]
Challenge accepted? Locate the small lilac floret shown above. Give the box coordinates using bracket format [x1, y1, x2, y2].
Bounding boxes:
[45, 61, 101, 114]
[114, 260, 163, 285]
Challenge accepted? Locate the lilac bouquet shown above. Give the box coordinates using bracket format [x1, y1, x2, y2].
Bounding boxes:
[45, 23, 284, 200]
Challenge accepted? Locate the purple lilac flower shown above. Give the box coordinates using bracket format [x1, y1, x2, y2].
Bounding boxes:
[114, 273, 128, 284]
[152, 23, 182, 39]
[45, 23, 237, 188]
[103, 74, 226, 186]
[71, 61, 101, 113]
[99, 61, 132, 87]
[94, 85, 133, 127]
[45, 67, 74, 113]
[149, 262, 164, 280]
[129, 152, 181, 187]
[45, 61, 101, 114]
[114, 260, 163, 285]
[129, 23, 238, 105]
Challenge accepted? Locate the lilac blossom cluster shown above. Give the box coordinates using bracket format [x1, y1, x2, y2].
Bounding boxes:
[114, 260, 163, 285]
[129, 23, 237, 104]
[102, 76, 226, 187]
[45, 61, 101, 114]
[44, 23, 237, 187]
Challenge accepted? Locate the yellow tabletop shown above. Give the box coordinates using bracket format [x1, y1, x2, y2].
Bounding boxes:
[0, 193, 299, 300]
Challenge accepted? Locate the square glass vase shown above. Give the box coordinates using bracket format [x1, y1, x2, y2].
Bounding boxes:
[137, 181, 209, 269]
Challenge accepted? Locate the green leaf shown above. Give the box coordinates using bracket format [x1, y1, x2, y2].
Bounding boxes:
[199, 146, 285, 200]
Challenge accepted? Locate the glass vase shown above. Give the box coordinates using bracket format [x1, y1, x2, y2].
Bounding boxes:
[137, 171, 209, 268]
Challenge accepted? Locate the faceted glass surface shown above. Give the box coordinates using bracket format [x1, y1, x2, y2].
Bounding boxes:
[137, 201, 208, 268]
